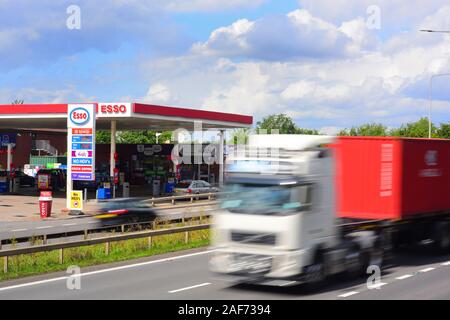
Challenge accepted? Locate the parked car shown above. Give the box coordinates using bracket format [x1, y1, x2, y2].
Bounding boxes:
[94, 197, 160, 226]
[173, 180, 219, 196]
[14, 171, 36, 187]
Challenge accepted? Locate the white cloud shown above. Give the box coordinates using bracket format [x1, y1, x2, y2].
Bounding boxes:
[191, 9, 366, 61]
[143, 84, 172, 103]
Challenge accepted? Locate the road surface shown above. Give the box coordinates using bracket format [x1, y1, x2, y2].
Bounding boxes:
[0, 246, 449, 300]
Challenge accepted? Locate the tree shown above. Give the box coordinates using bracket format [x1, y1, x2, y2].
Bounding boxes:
[390, 117, 437, 138]
[437, 123, 450, 139]
[229, 128, 253, 145]
[96, 131, 111, 144]
[117, 130, 172, 144]
[338, 123, 388, 136]
[256, 113, 319, 135]
[257, 114, 298, 134]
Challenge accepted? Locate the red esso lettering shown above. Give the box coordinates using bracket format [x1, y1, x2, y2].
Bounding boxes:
[73, 112, 87, 119]
[100, 104, 127, 114]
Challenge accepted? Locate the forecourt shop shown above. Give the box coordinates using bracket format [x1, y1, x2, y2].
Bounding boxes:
[0, 102, 252, 208]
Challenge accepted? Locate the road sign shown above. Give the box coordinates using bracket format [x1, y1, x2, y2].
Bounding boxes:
[70, 191, 83, 211]
[68, 104, 96, 181]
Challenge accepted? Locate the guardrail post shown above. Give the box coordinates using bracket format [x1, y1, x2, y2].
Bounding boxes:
[105, 242, 110, 255]
[3, 256, 7, 273]
[148, 236, 152, 249]
[59, 248, 64, 264]
[184, 231, 189, 244]
[190, 196, 193, 203]
[172, 198, 175, 205]
[0, 240, 2, 250]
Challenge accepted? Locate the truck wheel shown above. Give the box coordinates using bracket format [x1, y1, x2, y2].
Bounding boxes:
[433, 223, 450, 253]
[303, 253, 326, 291]
[344, 245, 363, 279]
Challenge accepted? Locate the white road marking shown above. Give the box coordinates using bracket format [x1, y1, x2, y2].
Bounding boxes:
[367, 282, 387, 289]
[419, 267, 435, 273]
[0, 249, 215, 292]
[338, 291, 359, 298]
[36, 226, 53, 229]
[396, 274, 413, 280]
[11, 229, 27, 232]
[169, 282, 211, 293]
[441, 261, 450, 266]
[63, 223, 76, 226]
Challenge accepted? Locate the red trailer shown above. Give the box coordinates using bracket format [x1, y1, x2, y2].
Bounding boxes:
[335, 137, 450, 220]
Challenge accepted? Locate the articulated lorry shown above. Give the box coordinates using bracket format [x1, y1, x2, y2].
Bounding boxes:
[209, 135, 450, 286]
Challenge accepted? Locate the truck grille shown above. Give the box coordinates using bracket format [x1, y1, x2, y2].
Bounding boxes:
[231, 232, 276, 245]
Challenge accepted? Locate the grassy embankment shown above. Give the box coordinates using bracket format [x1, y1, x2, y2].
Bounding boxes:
[0, 218, 211, 282]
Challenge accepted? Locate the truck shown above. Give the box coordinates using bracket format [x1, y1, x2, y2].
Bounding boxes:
[209, 135, 450, 287]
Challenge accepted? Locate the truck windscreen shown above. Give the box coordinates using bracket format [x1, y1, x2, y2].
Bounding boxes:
[221, 183, 312, 215]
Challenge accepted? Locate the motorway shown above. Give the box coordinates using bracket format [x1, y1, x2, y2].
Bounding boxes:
[0, 245, 449, 299]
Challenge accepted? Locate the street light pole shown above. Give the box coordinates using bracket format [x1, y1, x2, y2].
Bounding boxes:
[420, 30, 450, 138]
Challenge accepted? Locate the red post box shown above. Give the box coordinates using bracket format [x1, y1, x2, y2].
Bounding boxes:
[39, 191, 53, 218]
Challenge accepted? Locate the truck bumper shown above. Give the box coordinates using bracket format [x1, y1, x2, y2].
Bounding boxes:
[209, 248, 310, 284]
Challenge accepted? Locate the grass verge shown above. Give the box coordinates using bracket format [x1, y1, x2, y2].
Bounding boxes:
[0, 228, 210, 282]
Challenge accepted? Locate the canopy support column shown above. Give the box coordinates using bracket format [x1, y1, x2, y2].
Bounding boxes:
[110, 120, 117, 198]
[218, 130, 224, 188]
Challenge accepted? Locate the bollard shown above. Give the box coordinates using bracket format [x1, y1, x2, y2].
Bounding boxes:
[84, 229, 88, 239]
[148, 236, 152, 249]
[184, 231, 189, 244]
[121, 225, 125, 233]
[105, 242, 110, 255]
[43, 234, 47, 245]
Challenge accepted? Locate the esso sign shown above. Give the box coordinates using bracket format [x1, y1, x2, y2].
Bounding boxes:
[100, 104, 127, 114]
[69, 108, 90, 126]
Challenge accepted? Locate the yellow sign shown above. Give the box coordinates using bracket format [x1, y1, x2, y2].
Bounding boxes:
[70, 191, 83, 211]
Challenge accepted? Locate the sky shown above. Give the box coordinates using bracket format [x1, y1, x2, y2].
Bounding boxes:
[1, 0, 450, 134]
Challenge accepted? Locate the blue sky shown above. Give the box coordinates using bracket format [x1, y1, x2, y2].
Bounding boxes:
[2, 0, 450, 133]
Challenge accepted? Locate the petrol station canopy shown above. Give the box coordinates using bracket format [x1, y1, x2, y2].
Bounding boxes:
[0, 102, 253, 130]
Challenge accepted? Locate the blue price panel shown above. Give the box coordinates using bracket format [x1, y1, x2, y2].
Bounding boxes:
[72, 158, 93, 165]
[72, 143, 92, 150]
[72, 173, 94, 181]
[72, 135, 93, 143]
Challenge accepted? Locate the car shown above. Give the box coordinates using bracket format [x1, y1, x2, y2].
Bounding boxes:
[173, 180, 219, 196]
[13, 171, 36, 187]
[94, 197, 160, 226]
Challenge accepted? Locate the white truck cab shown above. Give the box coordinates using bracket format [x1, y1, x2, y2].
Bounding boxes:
[209, 135, 381, 286]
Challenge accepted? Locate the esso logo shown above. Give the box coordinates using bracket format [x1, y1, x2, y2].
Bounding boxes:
[70, 108, 90, 126]
[100, 104, 127, 114]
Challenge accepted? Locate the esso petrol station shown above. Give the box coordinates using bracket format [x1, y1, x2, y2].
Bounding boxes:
[0, 102, 252, 211]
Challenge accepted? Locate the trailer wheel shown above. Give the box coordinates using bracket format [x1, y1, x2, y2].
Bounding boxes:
[433, 222, 450, 253]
